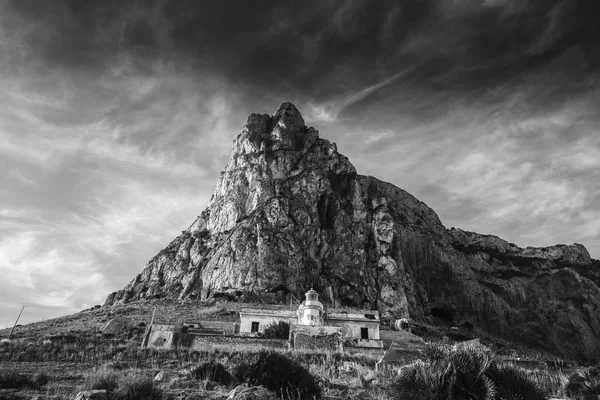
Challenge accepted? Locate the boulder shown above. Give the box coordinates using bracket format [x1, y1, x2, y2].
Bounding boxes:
[100, 316, 133, 336]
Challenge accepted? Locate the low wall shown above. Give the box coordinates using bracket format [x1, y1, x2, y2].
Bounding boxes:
[356, 339, 384, 348]
[291, 325, 342, 336]
[186, 334, 287, 349]
[144, 325, 287, 350]
[291, 331, 342, 352]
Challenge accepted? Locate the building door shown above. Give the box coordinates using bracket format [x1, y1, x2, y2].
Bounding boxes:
[361, 327, 369, 339]
[251, 322, 259, 333]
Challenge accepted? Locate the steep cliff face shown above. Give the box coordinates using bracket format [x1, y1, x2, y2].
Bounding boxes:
[105, 102, 600, 360]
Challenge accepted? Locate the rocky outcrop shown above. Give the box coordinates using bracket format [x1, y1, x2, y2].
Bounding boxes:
[105, 102, 600, 360]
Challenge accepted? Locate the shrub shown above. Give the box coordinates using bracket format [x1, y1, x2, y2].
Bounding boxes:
[0, 370, 49, 390]
[84, 369, 162, 400]
[393, 360, 448, 400]
[260, 321, 290, 339]
[242, 351, 321, 400]
[232, 360, 253, 383]
[85, 369, 119, 392]
[0, 371, 30, 389]
[391, 346, 547, 400]
[113, 374, 162, 400]
[487, 364, 547, 400]
[31, 372, 49, 389]
[189, 361, 234, 385]
[565, 367, 600, 400]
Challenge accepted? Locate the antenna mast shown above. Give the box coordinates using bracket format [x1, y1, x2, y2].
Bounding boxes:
[8, 306, 24, 340]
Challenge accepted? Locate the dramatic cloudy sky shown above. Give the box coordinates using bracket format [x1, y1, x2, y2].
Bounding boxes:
[1, 0, 599, 328]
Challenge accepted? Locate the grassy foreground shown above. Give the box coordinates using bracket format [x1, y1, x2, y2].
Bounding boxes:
[1, 336, 598, 400]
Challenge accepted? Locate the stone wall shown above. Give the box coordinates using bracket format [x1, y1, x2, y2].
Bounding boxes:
[188, 334, 287, 349]
[291, 331, 342, 352]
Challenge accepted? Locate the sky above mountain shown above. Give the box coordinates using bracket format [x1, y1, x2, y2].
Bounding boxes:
[1, 0, 599, 328]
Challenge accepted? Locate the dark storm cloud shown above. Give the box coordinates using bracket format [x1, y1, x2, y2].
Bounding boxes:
[2, 0, 600, 327]
[9, 0, 599, 97]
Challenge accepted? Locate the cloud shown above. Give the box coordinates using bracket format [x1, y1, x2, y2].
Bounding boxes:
[1, 0, 600, 328]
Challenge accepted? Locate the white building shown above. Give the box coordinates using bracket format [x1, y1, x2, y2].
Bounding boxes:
[239, 308, 295, 334]
[239, 289, 381, 343]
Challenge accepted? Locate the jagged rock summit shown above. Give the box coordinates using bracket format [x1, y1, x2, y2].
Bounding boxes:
[106, 102, 600, 360]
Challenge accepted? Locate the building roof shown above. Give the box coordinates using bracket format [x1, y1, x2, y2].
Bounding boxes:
[240, 308, 296, 318]
[237, 303, 379, 316]
[328, 312, 380, 322]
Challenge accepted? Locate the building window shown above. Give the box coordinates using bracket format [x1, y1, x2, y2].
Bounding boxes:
[251, 322, 259, 333]
[361, 327, 369, 339]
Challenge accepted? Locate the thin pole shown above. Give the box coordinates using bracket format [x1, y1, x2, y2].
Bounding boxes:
[149, 306, 156, 326]
[9, 306, 24, 339]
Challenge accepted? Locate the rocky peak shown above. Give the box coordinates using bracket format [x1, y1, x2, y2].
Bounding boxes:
[239, 102, 316, 155]
[271, 101, 306, 137]
[106, 103, 600, 361]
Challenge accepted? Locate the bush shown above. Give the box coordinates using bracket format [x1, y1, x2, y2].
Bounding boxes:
[242, 351, 321, 400]
[113, 374, 162, 400]
[0, 370, 49, 390]
[0, 371, 30, 389]
[487, 364, 547, 400]
[565, 367, 600, 400]
[31, 372, 49, 389]
[189, 361, 234, 385]
[85, 369, 120, 392]
[260, 321, 290, 339]
[392, 346, 547, 400]
[84, 369, 162, 400]
[393, 360, 448, 400]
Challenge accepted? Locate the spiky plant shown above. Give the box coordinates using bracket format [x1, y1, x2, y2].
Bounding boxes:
[565, 367, 600, 400]
[446, 347, 496, 400]
[392, 345, 548, 400]
[487, 364, 548, 400]
[421, 343, 450, 365]
[393, 360, 449, 400]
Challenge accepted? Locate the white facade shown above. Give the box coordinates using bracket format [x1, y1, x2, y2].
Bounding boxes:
[328, 313, 380, 340]
[239, 309, 295, 335]
[238, 289, 381, 341]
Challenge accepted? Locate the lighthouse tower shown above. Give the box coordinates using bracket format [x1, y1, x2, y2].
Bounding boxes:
[297, 289, 324, 326]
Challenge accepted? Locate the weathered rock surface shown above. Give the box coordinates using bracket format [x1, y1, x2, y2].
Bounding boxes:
[105, 102, 600, 360]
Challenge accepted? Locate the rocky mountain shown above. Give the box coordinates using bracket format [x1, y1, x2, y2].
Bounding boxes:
[105, 102, 600, 360]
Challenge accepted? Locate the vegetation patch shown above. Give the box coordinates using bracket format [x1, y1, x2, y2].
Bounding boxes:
[0, 370, 49, 390]
[241, 351, 321, 400]
[84, 369, 163, 400]
[565, 366, 600, 400]
[260, 321, 290, 339]
[392, 344, 547, 400]
[189, 361, 234, 385]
